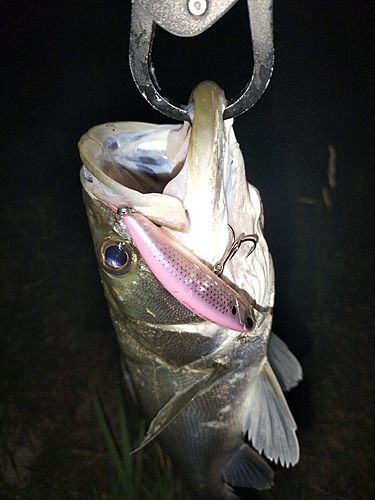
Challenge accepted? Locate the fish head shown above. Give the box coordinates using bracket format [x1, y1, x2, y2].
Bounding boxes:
[79, 81, 274, 335]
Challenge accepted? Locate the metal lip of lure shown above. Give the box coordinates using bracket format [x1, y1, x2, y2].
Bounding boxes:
[116, 207, 256, 333]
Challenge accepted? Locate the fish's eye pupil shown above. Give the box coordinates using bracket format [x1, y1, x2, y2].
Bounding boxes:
[104, 245, 128, 268]
[231, 306, 237, 315]
[246, 316, 254, 328]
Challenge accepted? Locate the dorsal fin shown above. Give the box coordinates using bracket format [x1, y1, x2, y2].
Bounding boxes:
[268, 332, 303, 391]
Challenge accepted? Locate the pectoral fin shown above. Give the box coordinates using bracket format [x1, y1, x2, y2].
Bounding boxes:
[223, 443, 274, 490]
[268, 332, 303, 391]
[243, 360, 299, 466]
[132, 360, 235, 454]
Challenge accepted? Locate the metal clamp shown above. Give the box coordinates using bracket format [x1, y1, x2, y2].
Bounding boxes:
[129, 0, 274, 122]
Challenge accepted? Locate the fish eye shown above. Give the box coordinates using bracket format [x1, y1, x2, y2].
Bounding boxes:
[105, 244, 128, 268]
[231, 306, 237, 315]
[98, 238, 137, 276]
[246, 316, 254, 329]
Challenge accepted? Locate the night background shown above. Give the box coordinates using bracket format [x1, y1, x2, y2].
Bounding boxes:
[1, 1, 374, 499]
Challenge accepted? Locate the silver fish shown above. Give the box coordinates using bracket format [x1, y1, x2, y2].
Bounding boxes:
[79, 80, 302, 499]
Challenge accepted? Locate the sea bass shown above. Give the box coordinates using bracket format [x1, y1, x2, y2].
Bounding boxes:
[79, 81, 302, 499]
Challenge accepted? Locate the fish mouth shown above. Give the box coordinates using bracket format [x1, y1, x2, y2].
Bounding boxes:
[84, 122, 188, 195]
[79, 120, 192, 232]
[78, 81, 228, 240]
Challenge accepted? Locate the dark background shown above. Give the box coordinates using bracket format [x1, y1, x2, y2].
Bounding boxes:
[1, 1, 374, 498]
[2, 0, 374, 296]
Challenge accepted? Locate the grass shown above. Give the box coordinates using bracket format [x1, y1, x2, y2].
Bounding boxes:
[91, 386, 145, 500]
[91, 382, 188, 500]
[1, 142, 374, 499]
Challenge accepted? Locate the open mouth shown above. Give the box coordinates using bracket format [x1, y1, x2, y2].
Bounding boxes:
[81, 122, 189, 195]
[101, 127, 184, 193]
[79, 122, 192, 231]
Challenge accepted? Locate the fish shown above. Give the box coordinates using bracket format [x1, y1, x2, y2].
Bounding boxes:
[79, 80, 303, 499]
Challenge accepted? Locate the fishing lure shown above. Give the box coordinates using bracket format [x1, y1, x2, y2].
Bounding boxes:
[116, 208, 256, 333]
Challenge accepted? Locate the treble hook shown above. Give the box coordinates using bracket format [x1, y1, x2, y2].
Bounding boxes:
[213, 225, 258, 277]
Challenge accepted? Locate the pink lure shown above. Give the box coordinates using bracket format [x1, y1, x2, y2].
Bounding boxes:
[119, 209, 255, 333]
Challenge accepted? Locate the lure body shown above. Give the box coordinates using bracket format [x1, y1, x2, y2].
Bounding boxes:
[120, 210, 255, 333]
